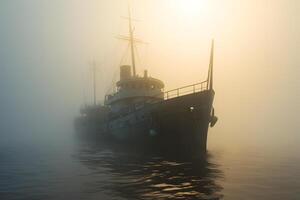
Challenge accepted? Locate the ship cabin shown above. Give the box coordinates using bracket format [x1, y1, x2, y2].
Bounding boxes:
[105, 65, 164, 112]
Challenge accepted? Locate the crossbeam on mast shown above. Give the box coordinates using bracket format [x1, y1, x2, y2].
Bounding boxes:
[121, 16, 140, 22]
[116, 35, 147, 44]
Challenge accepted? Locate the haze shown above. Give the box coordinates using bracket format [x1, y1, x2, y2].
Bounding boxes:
[0, 0, 299, 152]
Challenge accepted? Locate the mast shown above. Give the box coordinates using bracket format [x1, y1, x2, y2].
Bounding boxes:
[207, 40, 214, 90]
[128, 5, 136, 76]
[92, 61, 97, 106]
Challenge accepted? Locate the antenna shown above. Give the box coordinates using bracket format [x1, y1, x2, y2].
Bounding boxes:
[81, 68, 87, 106]
[128, 4, 136, 76]
[207, 40, 214, 90]
[90, 61, 99, 106]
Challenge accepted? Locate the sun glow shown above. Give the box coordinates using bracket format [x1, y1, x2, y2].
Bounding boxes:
[172, 0, 208, 18]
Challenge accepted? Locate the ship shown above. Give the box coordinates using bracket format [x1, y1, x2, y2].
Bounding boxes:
[75, 9, 218, 153]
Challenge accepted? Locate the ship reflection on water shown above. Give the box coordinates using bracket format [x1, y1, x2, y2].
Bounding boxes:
[75, 140, 224, 200]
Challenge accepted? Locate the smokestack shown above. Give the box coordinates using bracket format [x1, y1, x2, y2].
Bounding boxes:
[120, 65, 131, 80]
[144, 70, 148, 78]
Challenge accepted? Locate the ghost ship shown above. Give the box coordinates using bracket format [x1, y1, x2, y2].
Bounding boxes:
[75, 10, 218, 152]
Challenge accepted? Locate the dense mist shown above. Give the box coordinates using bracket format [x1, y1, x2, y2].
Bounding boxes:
[0, 0, 299, 152]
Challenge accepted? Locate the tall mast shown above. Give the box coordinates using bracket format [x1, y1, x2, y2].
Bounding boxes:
[207, 40, 214, 90]
[128, 5, 136, 76]
[92, 61, 97, 106]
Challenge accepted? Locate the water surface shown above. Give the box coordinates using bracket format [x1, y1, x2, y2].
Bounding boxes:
[0, 129, 299, 200]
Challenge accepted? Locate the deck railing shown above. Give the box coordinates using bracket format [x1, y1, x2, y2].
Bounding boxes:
[163, 80, 208, 100]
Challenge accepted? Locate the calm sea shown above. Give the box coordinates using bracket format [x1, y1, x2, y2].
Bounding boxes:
[0, 128, 299, 200]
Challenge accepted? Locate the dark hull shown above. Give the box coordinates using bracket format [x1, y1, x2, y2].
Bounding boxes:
[75, 90, 214, 152]
[151, 90, 214, 152]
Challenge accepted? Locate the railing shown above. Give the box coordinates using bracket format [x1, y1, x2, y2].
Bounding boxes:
[104, 80, 209, 106]
[163, 80, 208, 100]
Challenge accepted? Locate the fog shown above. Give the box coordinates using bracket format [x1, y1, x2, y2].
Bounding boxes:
[0, 0, 299, 153]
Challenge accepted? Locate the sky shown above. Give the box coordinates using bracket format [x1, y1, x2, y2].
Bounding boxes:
[0, 0, 299, 150]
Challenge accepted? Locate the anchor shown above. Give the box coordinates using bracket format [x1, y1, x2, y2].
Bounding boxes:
[210, 107, 218, 127]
